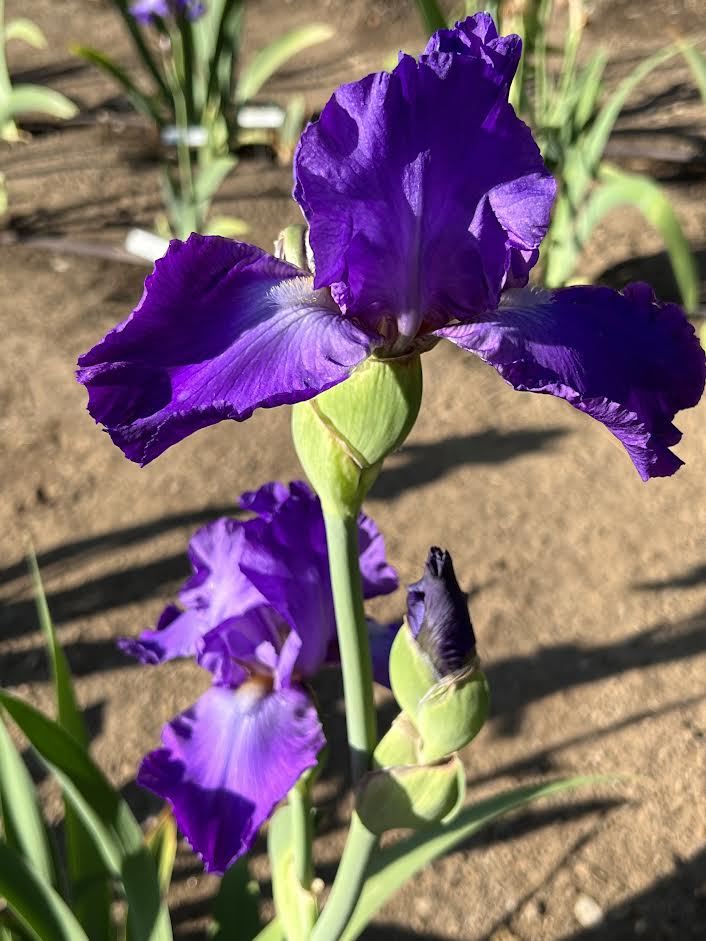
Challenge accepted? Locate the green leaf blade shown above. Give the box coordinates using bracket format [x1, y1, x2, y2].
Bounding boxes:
[341, 776, 613, 941]
[73, 46, 163, 124]
[579, 165, 699, 312]
[413, 0, 448, 34]
[28, 553, 113, 939]
[0, 691, 172, 941]
[236, 24, 334, 103]
[4, 85, 77, 123]
[0, 840, 89, 941]
[0, 715, 55, 888]
[5, 18, 46, 48]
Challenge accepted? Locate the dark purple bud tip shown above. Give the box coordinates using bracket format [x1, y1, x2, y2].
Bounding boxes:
[406, 547, 476, 677]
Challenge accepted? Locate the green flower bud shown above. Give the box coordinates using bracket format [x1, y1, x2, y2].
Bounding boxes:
[356, 753, 466, 835]
[292, 353, 422, 516]
[417, 666, 490, 763]
[389, 548, 490, 761]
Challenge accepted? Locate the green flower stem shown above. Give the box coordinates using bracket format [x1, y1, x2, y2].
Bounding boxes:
[322, 510, 377, 782]
[311, 813, 377, 941]
[288, 777, 313, 889]
[164, 30, 198, 236]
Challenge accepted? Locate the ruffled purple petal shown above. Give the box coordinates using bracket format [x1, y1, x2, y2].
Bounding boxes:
[357, 511, 399, 599]
[437, 283, 706, 480]
[118, 604, 206, 665]
[138, 683, 324, 873]
[294, 14, 554, 339]
[77, 235, 375, 465]
[237, 482, 398, 677]
[119, 516, 267, 665]
[198, 606, 289, 687]
[237, 487, 333, 677]
[178, 517, 264, 622]
[422, 12, 521, 87]
[238, 481, 292, 520]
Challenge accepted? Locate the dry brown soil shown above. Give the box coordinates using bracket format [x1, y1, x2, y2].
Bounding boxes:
[1, 1, 706, 939]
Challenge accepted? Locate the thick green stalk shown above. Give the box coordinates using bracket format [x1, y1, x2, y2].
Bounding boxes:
[322, 511, 377, 782]
[310, 814, 377, 941]
[288, 778, 313, 889]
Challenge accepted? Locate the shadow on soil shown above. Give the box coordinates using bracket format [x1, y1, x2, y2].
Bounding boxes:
[559, 847, 706, 940]
[371, 427, 570, 500]
[599, 248, 706, 306]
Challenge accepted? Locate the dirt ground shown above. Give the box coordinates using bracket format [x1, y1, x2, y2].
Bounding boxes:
[1, 1, 706, 938]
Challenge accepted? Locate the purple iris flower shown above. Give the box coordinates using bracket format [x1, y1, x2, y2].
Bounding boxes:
[122, 481, 397, 872]
[129, 0, 204, 24]
[77, 13, 705, 479]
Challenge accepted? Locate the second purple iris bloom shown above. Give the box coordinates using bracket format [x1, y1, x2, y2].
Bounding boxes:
[121, 481, 397, 872]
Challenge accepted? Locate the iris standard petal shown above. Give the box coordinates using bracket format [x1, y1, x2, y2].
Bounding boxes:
[238, 482, 398, 677]
[77, 235, 375, 465]
[294, 15, 554, 338]
[237, 487, 335, 677]
[437, 283, 706, 480]
[423, 11, 521, 86]
[138, 683, 324, 873]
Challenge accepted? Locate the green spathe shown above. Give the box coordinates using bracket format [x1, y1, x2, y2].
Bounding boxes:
[292, 354, 422, 516]
[388, 618, 438, 721]
[356, 755, 466, 835]
[417, 669, 490, 763]
[388, 620, 490, 763]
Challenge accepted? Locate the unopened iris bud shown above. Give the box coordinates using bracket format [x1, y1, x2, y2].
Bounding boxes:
[356, 751, 465, 835]
[292, 354, 422, 516]
[390, 548, 490, 763]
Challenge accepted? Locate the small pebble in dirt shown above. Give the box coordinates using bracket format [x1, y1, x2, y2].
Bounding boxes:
[414, 896, 433, 918]
[50, 256, 71, 273]
[574, 893, 604, 928]
[490, 928, 520, 941]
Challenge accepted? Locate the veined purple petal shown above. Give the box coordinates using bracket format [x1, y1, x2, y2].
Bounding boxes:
[138, 683, 324, 873]
[237, 482, 398, 677]
[118, 604, 206, 665]
[437, 283, 706, 480]
[422, 12, 521, 87]
[238, 481, 292, 519]
[198, 606, 289, 687]
[119, 517, 265, 665]
[179, 517, 263, 620]
[77, 235, 375, 465]
[294, 14, 554, 341]
[407, 547, 476, 677]
[237, 487, 334, 677]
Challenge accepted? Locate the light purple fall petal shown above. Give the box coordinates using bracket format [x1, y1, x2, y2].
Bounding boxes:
[118, 604, 206, 665]
[437, 283, 706, 480]
[138, 683, 324, 872]
[77, 235, 375, 464]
